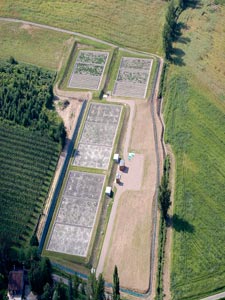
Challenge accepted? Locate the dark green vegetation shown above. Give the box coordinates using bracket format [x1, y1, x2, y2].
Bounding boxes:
[0, 60, 65, 147]
[0, 240, 53, 299]
[113, 266, 120, 300]
[0, 121, 59, 244]
[156, 157, 170, 300]
[162, 0, 190, 60]
[0, 241, 81, 300]
[0, 59, 65, 246]
[0, 1, 166, 53]
[158, 156, 171, 219]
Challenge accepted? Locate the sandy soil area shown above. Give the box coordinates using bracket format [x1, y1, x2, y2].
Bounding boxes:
[103, 100, 158, 293]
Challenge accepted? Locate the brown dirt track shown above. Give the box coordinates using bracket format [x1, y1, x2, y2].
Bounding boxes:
[103, 100, 159, 293]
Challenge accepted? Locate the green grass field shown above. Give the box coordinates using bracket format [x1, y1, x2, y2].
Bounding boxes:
[0, 0, 166, 54]
[164, 2, 225, 299]
[0, 21, 73, 70]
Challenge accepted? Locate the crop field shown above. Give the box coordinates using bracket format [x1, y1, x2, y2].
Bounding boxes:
[0, 21, 73, 70]
[47, 171, 105, 257]
[68, 51, 109, 90]
[113, 57, 152, 98]
[164, 3, 225, 298]
[0, 122, 59, 244]
[73, 103, 121, 170]
[0, 1, 166, 53]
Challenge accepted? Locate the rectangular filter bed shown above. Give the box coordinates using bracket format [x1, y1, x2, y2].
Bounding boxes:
[113, 57, 152, 99]
[73, 103, 122, 170]
[47, 171, 105, 257]
[68, 50, 109, 90]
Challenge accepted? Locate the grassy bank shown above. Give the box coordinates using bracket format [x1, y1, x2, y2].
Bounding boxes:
[0, 0, 166, 53]
[163, 1, 225, 299]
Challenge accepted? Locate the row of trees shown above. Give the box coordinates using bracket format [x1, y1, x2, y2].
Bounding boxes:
[0, 122, 59, 244]
[0, 58, 66, 148]
[158, 156, 171, 220]
[0, 233, 121, 300]
[86, 266, 120, 300]
[156, 156, 171, 300]
[162, 0, 190, 59]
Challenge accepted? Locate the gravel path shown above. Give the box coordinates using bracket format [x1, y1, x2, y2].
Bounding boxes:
[0, 17, 163, 60]
[96, 99, 138, 277]
[201, 292, 225, 300]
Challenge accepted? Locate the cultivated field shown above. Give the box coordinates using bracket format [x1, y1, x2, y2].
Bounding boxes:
[0, 122, 59, 244]
[164, 2, 225, 299]
[73, 103, 122, 170]
[47, 171, 105, 257]
[0, 1, 167, 53]
[69, 51, 109, 90]
[0, 21, 73, 70]
[113, 57, 152, 98]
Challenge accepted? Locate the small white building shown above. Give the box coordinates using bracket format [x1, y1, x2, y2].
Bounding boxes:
[116, 173, 121, 184]
[105, 186, 112, 197]
[113, 153, 120, 163]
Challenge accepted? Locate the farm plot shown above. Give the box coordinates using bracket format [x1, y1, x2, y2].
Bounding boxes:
[0, 122, 59, 245]
[68, 51, 109, 90]
[47, 171, 105, 257]
[113, 57, 152, 98]
[73, 103, 121, 170]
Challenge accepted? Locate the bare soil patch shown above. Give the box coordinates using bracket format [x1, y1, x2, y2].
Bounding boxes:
[20, 23, 37, 34]
[55, 98, 81, 139]
[103, 101, 157, 292]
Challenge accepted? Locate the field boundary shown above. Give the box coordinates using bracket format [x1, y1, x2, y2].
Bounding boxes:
[0, 17, 163, 59]
[39, 100, 87, 251]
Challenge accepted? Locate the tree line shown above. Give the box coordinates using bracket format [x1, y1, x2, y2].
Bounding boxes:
[0, 233, 121, 300]
[0, 58, 66, 148]
[156, 156, 171, 300]
[162, 0, 190, 60]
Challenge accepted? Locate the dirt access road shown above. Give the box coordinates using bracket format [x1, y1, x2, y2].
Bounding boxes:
[97, 59, 164, 297]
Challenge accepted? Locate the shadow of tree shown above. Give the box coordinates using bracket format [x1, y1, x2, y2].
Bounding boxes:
[173, 22, 191, 44]
[171, 48, 186, 66]
[167, 214, 195, 233]
[185, 0, 202, 9]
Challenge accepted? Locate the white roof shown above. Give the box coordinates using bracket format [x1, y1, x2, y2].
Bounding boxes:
[113, 153, 119, 159]
[105, 186, 112, 193]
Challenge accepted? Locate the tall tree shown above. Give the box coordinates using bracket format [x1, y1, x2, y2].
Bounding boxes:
[53, 282, 68, 300]
[73, 274, 80, 299]
[158, 156, 171, 219]
[95, 274, 105, 300]
[113, 266, 120, 300]
[40, 283, 52, 300]
[86, 272, 97, 300]
[40, 257, 53, 286]
[68, 276, 74, 300]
